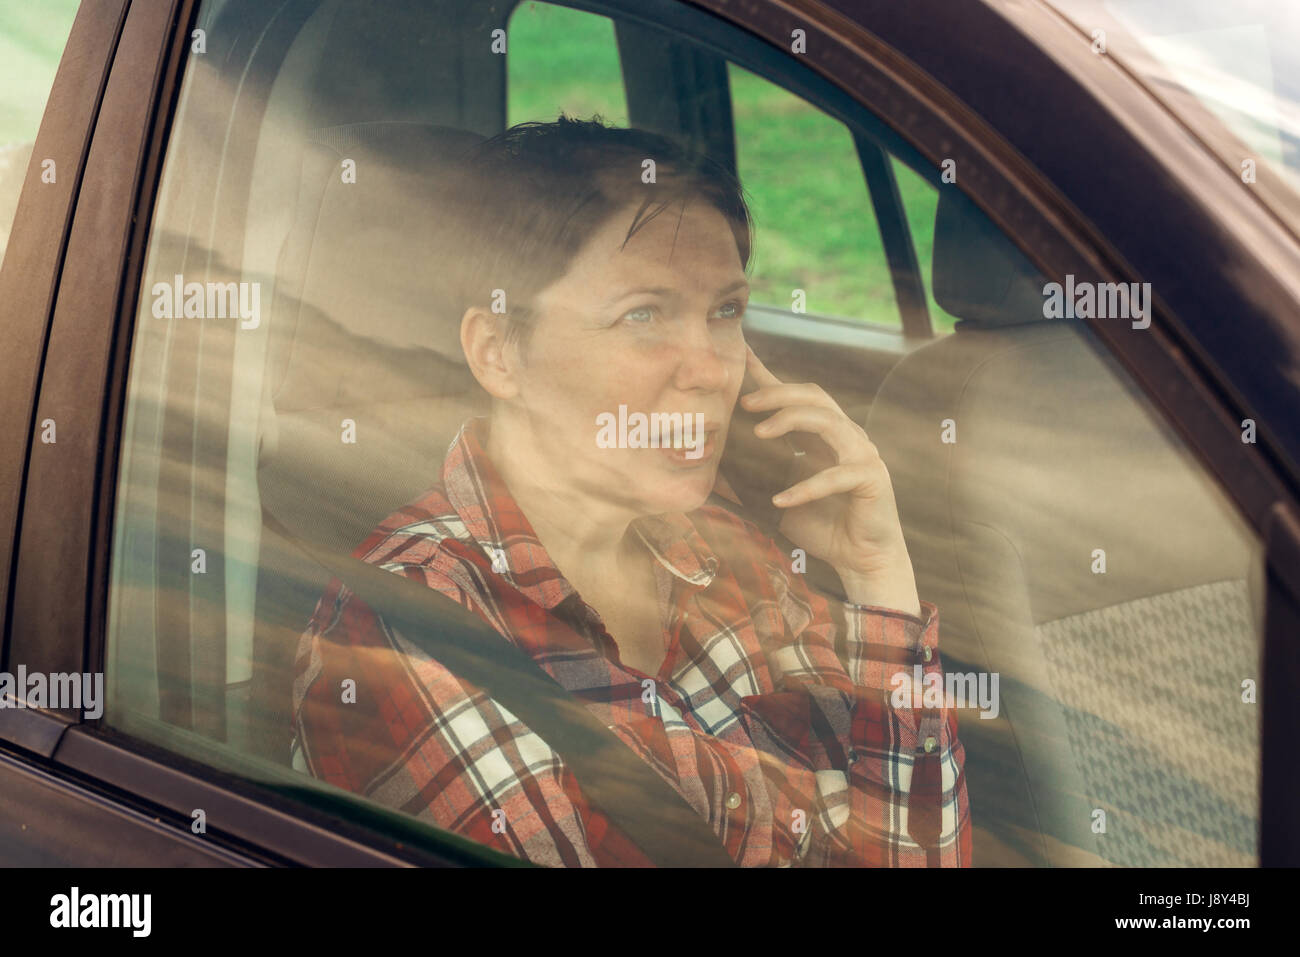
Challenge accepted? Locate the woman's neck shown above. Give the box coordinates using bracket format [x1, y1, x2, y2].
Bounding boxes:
[486, 421, 643, 589]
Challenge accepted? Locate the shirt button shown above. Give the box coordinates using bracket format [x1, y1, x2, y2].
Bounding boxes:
[922, 646, 933, 663]
[923, 736, 938, 753]
[725, 792, 742, 810]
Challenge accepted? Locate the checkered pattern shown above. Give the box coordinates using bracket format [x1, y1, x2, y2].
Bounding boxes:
[291, 418, 971, 866]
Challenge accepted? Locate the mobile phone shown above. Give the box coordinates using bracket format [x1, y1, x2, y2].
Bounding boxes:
[717, 370, 836, 534]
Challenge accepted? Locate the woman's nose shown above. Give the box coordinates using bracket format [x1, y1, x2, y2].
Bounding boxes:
[672, 322, 733, 393]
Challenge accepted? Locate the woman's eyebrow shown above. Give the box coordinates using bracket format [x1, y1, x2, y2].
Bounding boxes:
[601, 279, 749, 309]
[601, 286, 676, 308]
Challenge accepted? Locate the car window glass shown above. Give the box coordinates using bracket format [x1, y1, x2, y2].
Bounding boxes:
[728, 62, 899, 327]
[507, 1, 628, 127]
[106, 0, 1265, 868]
[890, 158, 961, 333]
[0, 0, 80, 266]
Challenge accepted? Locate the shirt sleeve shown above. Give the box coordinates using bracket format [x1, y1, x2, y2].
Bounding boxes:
[837, 598, 972, 865]
[763, 563, 972, 867]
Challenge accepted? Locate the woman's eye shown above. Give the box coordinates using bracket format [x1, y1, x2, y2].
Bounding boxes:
[714, 300, 745, 320]
[621, 306, 655, 324]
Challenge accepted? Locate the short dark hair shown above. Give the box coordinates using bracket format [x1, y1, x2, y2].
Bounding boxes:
[441, 116, 753, 351]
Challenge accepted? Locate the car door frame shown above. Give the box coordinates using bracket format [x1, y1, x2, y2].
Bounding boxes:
[3, 0, 1298, 866]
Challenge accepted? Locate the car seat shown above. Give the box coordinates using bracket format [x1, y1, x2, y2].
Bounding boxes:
[865, 190, 1264, 866]
[242, 121, 489, 764]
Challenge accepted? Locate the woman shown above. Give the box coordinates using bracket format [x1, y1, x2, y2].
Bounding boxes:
[291, 118, 970, 867]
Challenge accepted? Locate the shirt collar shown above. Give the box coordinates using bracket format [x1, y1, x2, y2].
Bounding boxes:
[442, 417, 720, 610]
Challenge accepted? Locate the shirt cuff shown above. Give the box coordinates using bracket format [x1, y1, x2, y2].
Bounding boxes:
[838, 599, 941, 691]
[843, 599, 935, 630]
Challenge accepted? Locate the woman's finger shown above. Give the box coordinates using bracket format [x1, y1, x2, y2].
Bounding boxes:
[773, 463, 881, 507]
[745, 344, 784, 388]
[755, 405, 876, 465]
[740, 382, 839, 414]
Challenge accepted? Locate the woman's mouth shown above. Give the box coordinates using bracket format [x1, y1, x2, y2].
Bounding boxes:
[659, 429, 718, 465]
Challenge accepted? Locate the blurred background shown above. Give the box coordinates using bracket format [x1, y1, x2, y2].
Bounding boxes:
[0, 0, 80, 261]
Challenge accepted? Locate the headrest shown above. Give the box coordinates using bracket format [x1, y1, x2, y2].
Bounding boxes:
[258, 122, 491, 554]
[932, 189, 1050, 327]
[267, 122, 487, 413]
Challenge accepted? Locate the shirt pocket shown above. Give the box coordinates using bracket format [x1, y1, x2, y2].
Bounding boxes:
[737, 691, 822, 862]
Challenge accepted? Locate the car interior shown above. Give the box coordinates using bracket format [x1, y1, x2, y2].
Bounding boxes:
[104, 0, 1265, 867]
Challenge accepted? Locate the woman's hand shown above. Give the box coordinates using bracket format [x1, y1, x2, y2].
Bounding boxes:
[739, 346, 921, 616]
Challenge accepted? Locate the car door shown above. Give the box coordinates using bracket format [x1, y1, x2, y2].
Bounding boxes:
[1, 0, 1296, 868]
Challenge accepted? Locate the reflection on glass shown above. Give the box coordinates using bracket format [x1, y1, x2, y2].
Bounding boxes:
[105, 0, 1263, 869]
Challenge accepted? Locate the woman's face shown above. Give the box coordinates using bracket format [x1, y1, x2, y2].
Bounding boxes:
[499, 198, 749, 519]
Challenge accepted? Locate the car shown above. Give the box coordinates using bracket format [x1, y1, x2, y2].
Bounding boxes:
[1, 0, 1297, 868]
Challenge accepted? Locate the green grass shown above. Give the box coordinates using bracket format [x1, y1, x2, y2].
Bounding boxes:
[729, 61, 897, 323]
[507, 2, 628, 128]
[0, 0, 81, 263]
[0, 0, 81, 148]
[893, 157, 959, 332]
[506, 0, 959, 333]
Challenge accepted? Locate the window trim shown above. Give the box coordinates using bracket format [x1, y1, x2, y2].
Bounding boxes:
[55, 723, 518, 867]
[0, 742, 264, 866]
[1261, 500, 1300, 866]
[9, 0, 196, 724]
[0, 0, 130, 707]
[856, 136, 931, 336]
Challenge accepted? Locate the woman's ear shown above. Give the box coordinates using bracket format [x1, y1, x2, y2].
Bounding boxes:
[460, 306, 520, 399]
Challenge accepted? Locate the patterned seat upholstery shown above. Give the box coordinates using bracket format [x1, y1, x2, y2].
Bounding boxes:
[866, 191, 1263, 866]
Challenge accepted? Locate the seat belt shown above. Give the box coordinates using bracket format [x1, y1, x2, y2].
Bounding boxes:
[264, 510, 738, 868]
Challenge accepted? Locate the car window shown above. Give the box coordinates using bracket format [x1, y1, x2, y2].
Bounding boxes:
[728, 62, 899, 327]
[105, 0, 1265, 867]
[507, 2, 628, 127]
[0, 0, 80, 267]
[891, 158, 961, 333]
[506, 1, 932, 336]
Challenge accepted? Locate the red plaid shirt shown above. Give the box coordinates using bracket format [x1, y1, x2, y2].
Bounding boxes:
[291, 418, 971, 866]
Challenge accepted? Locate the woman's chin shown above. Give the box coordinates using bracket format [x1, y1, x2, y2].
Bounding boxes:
[635, 471, 717, 515]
